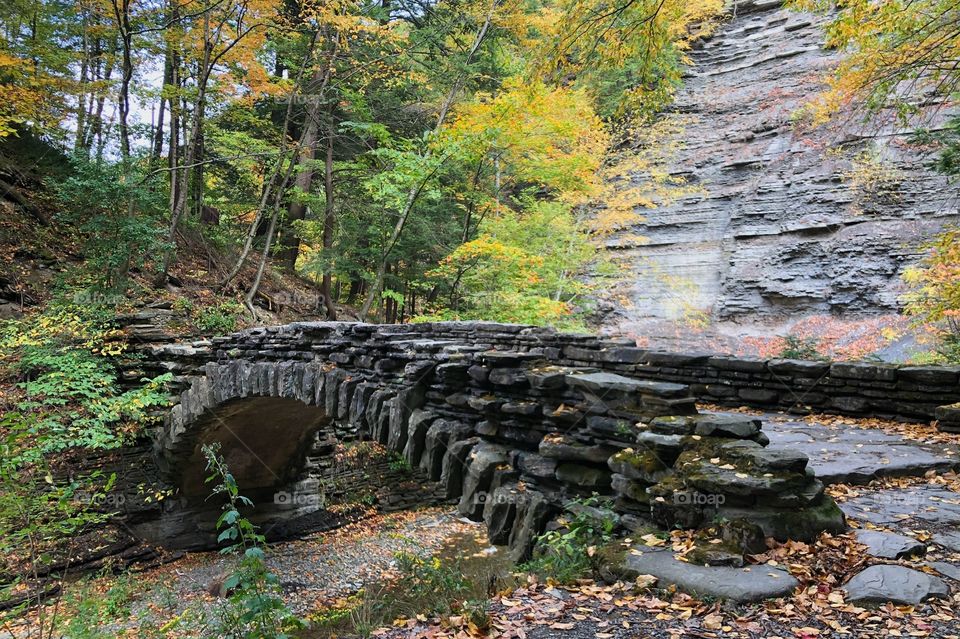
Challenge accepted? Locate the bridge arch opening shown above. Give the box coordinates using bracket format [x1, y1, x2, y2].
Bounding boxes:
[139, 362, 444, 550]
[178, 396, 328, 502]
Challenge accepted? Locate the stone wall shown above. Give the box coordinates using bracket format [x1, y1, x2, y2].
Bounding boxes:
[561, 348, 960, 423]
[135, 321, 850, 559]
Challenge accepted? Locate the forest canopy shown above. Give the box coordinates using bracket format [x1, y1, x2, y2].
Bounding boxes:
[0, 0, 723, 327]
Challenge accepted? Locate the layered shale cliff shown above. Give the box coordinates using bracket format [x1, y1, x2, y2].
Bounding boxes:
[602, 0, 960, 342]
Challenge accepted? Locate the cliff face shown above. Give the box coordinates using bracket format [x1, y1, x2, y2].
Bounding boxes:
[602, 0, 960, 342]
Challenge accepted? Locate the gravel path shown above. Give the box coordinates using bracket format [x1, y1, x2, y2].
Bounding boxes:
[130, 506, 486, 619]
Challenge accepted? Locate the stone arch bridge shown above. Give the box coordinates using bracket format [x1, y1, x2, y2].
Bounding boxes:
[133, 322, 845, 557]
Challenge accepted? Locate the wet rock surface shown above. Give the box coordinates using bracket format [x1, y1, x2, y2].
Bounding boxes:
[764, 418, 957, 484]
[840, 485, 960, 526]
[834, 480, 960, 604]
[855, 530, 926, 559]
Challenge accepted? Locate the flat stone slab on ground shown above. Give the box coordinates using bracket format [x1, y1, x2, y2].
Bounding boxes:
[840, 485, 960, 526]
[763, 419, 956, 484]
[844, 565, 949, 605]
[855, 530, 926, 559]
[926, 562, 960, 581]
[623, 545, 799, 602]
[933, 531, 960, 553]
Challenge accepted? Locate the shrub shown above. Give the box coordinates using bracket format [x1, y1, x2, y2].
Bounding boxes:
[391, 552, 473, 616]
[776, 334, 827, 361]
[193, 301, 244, 334]
[54, 158, 169, 291]
[59, 576, 136, 639]
[0, 302, 171, 452]
[201, 443, 305, 639]
[308, 540, 500, 638]
[173, 298, 244, 335]
[521, 497, 617, 584]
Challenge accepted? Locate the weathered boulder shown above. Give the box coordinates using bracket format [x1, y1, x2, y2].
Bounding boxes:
[440, 436, 480, 500]
[717, 498, 847, 542]
[421, 419, 473, 481]
[634, 432, 684, 464]
[511, 451, 558, 480]
[402, 409, 436, 467]
[608, 449, 672, 484]
[484, 483, 521, 545]
[555, 463, 612, 490]
[539, 434, 618, 464]
[623, 545, 799, 602]
[507, 489, 557, 563]
[693, 414, 762, 439]
[611, 473, 651, 503]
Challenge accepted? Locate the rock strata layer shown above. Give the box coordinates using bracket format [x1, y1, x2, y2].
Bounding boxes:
[602, 0, 960, 335]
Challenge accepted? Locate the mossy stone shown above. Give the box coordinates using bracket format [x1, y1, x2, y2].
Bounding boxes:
[609, 449, 672, 483]
[717, 497, 847, 542]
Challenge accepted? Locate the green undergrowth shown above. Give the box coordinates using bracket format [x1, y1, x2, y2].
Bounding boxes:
[172, 297, 245, 335]
[520, 496, 619, 585]
[304, 532, 511, 638]
[0, 298, 174, 628]
[0, 299, 172, 452]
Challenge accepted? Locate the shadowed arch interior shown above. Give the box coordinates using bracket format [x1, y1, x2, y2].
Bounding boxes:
[179, 396, 328, 502]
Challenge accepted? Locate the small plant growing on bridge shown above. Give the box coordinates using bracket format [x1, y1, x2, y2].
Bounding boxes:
[201, 443, 305, 639]
[387, 451, 412, 475]
[193, 301, 245, 335]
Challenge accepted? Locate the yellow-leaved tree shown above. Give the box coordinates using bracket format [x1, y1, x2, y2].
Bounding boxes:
[790, 0, 960, 123]
[537, 0, 724, 118]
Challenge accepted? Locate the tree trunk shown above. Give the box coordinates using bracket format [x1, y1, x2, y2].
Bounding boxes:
[110, 0, 133, 160]
[347, 276, 363, 303]
[358, 0, 499, 321]
[277, 33, 339, 270]
[89, 33, 117, 156]
[163, 12, 212, 276]
[167, 34, 180, 245]
[75, 10, 90, 155]
[276, 112, 317, 269]
[153, 36, 174, 160]
[218, 33, 322, 289]
[321, 113, 337, 319]
[244, 198, 282, 316]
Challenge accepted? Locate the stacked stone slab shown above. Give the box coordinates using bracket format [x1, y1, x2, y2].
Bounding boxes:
[936, 403, 960, 433]
[609, 413, 845, 541]
[132, 321, 847, 556]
